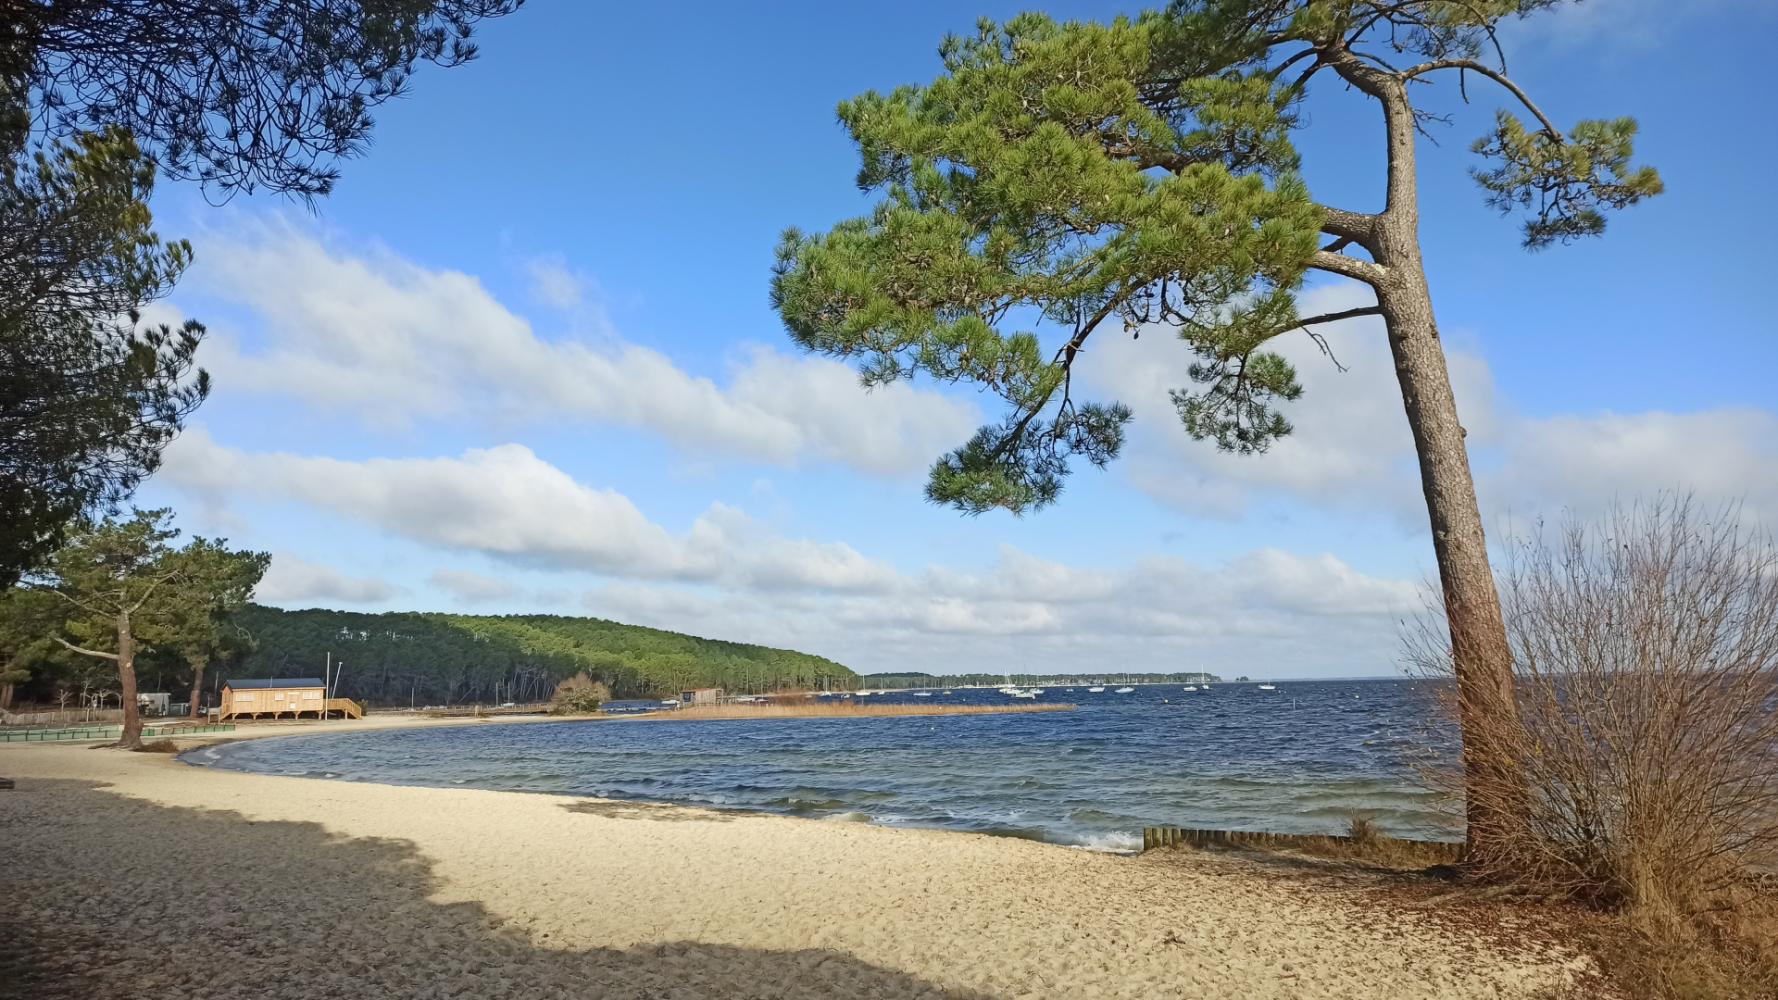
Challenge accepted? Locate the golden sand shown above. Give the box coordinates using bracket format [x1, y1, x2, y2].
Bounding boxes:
[0, 721, 1592, 999]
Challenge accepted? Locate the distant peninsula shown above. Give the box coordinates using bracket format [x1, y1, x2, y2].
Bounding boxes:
[223, 606, 854, 706]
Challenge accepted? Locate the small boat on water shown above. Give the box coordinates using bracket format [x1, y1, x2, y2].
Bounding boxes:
[1011, 690, 1038, 699]
[1257, 683, 1277, 691]
[913, 691, 932, 697]
[1087, 686, 1105, 693]
[1182, 686, 1197, 692]
[1114, 686, 1135, 694]
[941, 690, 953, 695]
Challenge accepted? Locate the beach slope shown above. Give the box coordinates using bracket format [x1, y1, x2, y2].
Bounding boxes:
[0, 740, 1588, 999]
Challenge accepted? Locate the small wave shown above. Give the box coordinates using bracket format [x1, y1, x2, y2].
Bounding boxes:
[1061, 831, 1143, 854]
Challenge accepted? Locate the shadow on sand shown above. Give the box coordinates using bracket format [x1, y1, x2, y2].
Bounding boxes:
[0, 779, 989, 999]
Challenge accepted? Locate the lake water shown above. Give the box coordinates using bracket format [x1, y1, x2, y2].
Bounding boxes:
[191, 678, 1462, 852]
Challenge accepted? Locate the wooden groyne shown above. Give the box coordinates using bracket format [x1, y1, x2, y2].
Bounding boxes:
[1141, 825, 1467, 864]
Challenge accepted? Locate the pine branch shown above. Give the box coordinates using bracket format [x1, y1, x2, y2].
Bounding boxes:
[54, 637, 118, 662]
[1309, 250, 1387, 286]
[1400, 59, 1563, 139]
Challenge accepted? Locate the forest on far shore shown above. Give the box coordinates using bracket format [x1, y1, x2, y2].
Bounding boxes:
[15, 605, 855, 710]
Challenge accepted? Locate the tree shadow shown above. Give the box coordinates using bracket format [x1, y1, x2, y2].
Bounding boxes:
[560, 798, 738, 823]
[1, 780, 989, 999]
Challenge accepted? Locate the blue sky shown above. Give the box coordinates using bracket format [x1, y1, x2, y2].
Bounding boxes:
[137, 0, 1777, 677]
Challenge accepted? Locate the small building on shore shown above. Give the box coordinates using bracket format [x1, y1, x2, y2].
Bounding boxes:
[219, 679, 361, 721]
[679, 687, 724, 706]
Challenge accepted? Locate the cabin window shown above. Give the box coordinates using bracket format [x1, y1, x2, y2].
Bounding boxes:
[274, 693, 285, 701]
[236, 694, 254, 701]
[303, 691, 321, 700]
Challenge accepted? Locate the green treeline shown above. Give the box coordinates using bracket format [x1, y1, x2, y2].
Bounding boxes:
[226, 606, 854, 706]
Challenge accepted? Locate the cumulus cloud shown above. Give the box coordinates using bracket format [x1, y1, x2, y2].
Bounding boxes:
[160, 428, 1420, 673]
[428, 568, 522, 604]
[184, 227, 978, 475]
[1485, 409, 1778, 526]
[1076, 284, 1490, 521]
[586, 546, 1419, 676]
[1078, 284, 1778, 528]
[524, 255, 588, 311]
[159, 428, 899, 592]
[258, 554, 401, 605]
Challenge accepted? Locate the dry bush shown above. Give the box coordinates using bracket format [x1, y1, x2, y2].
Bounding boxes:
[548, 673, 613, 716]
[130, 740, 180, 753]
[1405, 496, 1778, 948]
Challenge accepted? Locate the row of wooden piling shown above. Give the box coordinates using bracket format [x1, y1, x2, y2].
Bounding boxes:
[1140, 825, 1467, 863]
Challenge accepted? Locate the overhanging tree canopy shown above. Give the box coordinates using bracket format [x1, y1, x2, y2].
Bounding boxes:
[0, 130, 207, 587]
[5, 0, 526, 197]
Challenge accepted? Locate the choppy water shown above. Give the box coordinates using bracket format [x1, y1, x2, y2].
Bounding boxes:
[192, 679, 1462, 852]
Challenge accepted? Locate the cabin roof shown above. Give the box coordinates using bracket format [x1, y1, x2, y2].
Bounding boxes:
[224, 678, 325, 689]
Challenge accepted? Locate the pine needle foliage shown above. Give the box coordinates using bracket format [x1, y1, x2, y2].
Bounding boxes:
[772, 2, 1661, 515]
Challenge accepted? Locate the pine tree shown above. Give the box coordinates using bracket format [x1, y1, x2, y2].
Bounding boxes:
[163, 538, 271, 718]
[0, 130, 207, 587]
[35, 509, 184, 748]
[771, 2, 1661, 859]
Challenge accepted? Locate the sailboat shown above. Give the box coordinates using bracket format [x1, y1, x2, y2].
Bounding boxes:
[1257, 682, 1277, 691]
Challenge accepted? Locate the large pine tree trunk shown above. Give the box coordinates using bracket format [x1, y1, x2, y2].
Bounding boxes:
[115, 612, 144, 749]
[1373, 268, 1522, 857]
[189, 657, 207, 719]
[1364, 74, 1523, 860]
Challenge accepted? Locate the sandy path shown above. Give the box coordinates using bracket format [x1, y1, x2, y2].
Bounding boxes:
[1, 735, 1588, 999]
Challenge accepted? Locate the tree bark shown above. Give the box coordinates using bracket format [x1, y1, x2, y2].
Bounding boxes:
[1363, 74, 1523, 860]
[188, 655, 207, 719]
[115, 611, 144, 749]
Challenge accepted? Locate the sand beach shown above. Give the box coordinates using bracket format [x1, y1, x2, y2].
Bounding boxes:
[0, 721, 1598, 999]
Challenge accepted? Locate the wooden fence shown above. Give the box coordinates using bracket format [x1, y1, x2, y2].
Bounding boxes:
[0, 723, 235, 743]
[1141, 825, 1468, 864]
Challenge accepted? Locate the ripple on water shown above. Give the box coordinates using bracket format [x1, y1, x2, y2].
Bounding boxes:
[196, 680, 1463, 849]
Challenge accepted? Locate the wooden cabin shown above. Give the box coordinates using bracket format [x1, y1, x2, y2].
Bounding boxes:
[219, 678, 363, 721]
[679, 687, 724, 706]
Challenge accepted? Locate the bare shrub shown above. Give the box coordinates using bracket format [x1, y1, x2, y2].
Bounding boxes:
[548, 673, 612, 716]
[1347, 813, 1383, 851]
[1405, 495, 1778, 920]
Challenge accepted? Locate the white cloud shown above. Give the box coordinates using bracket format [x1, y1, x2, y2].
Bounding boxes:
[428, 568, 522, 604]
[1499, 0, 1766, 54]
[587, 545, 1419, 676]
[160, 427, 1420, 674]
[1079, 284, 1777, 530]
[258, 554, 401, 605]
[1077, 284, 1479, 521]
[524, 255, 588, 311]
[1485, 409, 1778, 526]
[159, 428, 900, 592]
[184, 227, 978, 476]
